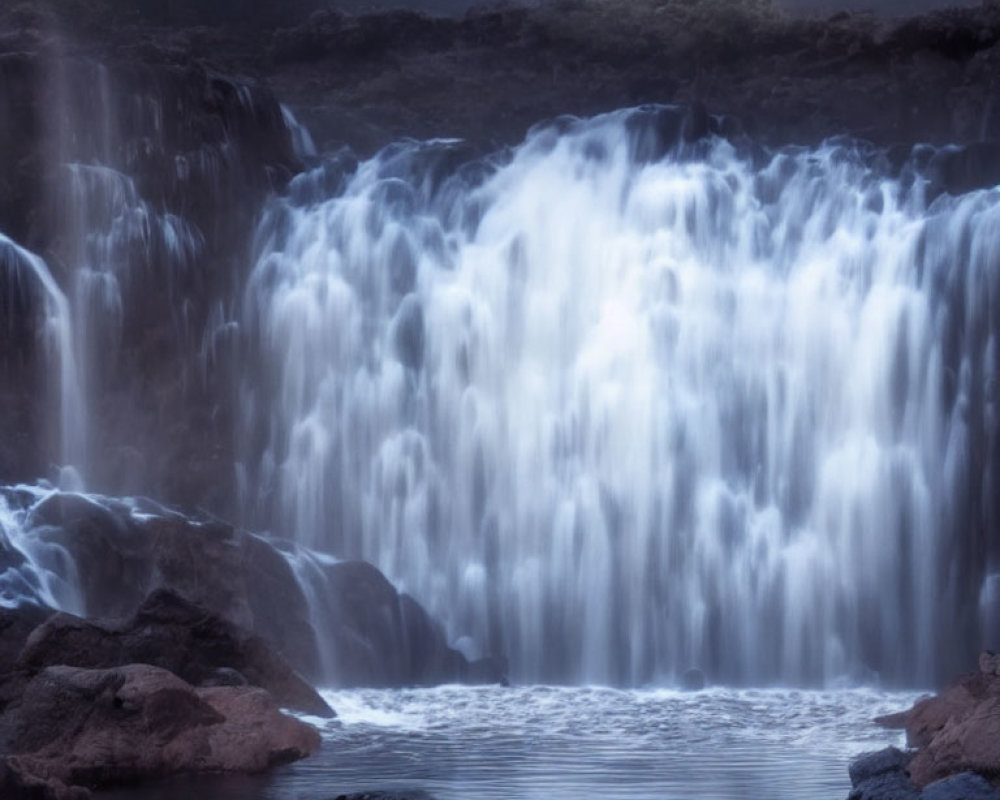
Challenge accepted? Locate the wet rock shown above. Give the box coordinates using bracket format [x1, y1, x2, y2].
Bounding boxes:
[848, 769, 920, 800]
[847, 747, 920, 800]
[7, 492, 503, 691]
[849, 747, 913, 787]
[321, 561, 505, 687]
[2, 663, 320, 796]
[25, 496, 322, 681]
[199, 667, 250, 688]
[875, 708, 913, 730]
[925, 143, 1000, 200]
[909, 696, 1000, 786]
[901, 674, 989, 749]
[860, 654, 1000, 794]
[681, 668, 706, 691]
[17, 588, 334, 717]
[0, 25, 299, 512]
[978, 651, 1000, 677]
[0, 757, 89, 800]
[921, 772, 1000, 800]
[0, 604, 52, 674]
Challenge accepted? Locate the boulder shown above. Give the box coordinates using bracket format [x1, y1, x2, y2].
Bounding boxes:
[20, 493, 503, 689]
[24, 491, 323, 679]
[849, 748, 913, 787]
[17, 589, 334, 717]
[909, 696, 1000, 786]
[2, 663, 320, 796]
[900, 674, 991, 748]
[321, 561, 505, 687]
[848, 770, 920, 800]
[921, 772, 1000, 800]
[0, 604, 52, 674]
[846, 748, 919, 800]
[978, 652, 1000, 678]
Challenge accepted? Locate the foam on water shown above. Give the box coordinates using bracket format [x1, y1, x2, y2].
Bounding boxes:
[267, 685, 918, 800]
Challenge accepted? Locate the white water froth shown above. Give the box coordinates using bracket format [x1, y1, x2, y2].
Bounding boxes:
[243, 108, 1000, 686]
[0, 484, 83, 611]
[286, 685, 920, 800]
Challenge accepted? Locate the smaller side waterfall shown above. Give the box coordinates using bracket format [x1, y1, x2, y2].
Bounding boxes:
[0, 43, 301, 504]
[0, 235, 84, 477]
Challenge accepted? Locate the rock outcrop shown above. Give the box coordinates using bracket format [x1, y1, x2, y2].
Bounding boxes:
[2, 487, 508, 689]
[847, 750, 1000, 800]
[319, 560, 505, 688]
[849, 653, 1000, 799]
[0, 663, 320, 799]
[0, 604, 52, 674]
[16, 588, 334, 717]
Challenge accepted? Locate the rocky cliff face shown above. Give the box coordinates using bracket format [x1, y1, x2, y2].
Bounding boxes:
[0, 7, 298, 510]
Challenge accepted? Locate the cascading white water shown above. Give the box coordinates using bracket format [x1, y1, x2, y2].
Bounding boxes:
[242, 109, 998, 686]
[0, 234, 85, 475]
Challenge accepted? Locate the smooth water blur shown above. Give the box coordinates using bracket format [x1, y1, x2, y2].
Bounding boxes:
[242, 106, 1000, 686]
[0, 235, 84, 471]
[97, 686, 920, 800]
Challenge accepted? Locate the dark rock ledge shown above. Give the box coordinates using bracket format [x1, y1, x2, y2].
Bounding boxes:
[0, 592, 325, 800]
[846, 652, 1000, 800]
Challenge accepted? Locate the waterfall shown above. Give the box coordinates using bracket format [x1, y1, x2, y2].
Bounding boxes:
[241, 107, 1000, 687]
[0, 235, 84, 476]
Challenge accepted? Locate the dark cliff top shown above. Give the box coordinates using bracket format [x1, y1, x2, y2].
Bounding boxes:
[4, 0, 1000, 153]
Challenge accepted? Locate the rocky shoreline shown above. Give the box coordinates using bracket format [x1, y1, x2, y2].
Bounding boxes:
[847, 654, 1000, 800]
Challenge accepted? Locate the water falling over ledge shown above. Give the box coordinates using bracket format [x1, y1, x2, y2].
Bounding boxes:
[239, 106, 1000, 688]
[0, 234, 85, 476]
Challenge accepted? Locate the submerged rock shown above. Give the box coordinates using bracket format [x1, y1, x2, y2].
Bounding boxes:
[1, 663, 320, 798]
[17, 588, 334, 717]
[681, 668, 706, 691]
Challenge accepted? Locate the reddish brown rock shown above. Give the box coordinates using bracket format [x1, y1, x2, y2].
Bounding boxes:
[17, 589, 334, 718]
[873, 708, 913, 730]
[866, 653, 1000, 791]
[902, 680, 980, 749]
[901, 672, 997, 749]
[2, 663, 320, 798]
[909, 696, 1000, 787]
